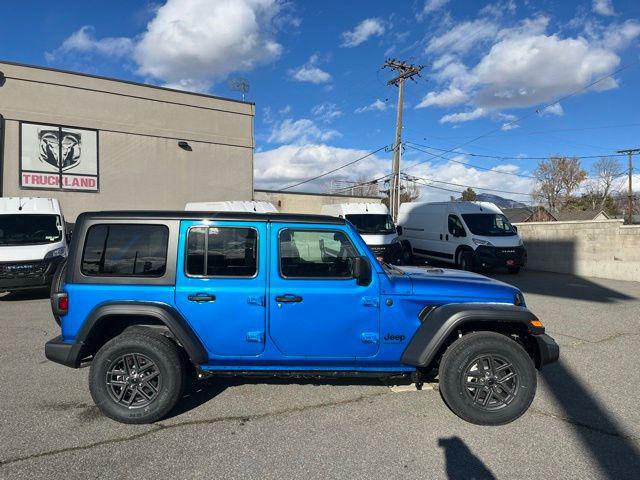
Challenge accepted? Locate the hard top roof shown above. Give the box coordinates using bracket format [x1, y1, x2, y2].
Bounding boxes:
[77, 210, 346, 225]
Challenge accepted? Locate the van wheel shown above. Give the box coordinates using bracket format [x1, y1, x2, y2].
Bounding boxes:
[457, 250, 474, 271]
[438, 331, 536, 425]
[89, 329, 185, 424]
[401, 243, 413, 265]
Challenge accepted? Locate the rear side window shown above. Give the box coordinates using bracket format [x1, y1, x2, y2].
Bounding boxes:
[81, 224, 169, 277]
[186, 227, 258, 277]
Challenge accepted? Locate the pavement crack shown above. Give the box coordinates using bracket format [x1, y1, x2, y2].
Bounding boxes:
[530, 408, 640, 442]
[549, 330, 640, 348]
[0, 390, 389, 468]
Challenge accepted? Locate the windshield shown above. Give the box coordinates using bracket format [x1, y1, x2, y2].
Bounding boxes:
[461, 213, 516, 236]
[345, 214, 395, 235]
[0, 214, 62, 246]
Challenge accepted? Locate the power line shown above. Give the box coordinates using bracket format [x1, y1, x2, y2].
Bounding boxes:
[329, 173, 394, 194]
[405, 140, 629, 161]
[403, 173, 534, 197]
[404, 143, 536, 179]
[277, 145, 389, 191]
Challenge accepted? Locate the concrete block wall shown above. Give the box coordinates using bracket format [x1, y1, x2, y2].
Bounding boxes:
[514, 219, 640, 282]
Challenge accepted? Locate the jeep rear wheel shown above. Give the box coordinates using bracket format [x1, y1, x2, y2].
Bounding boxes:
[89, 329, 185, 424]
[438, 331, 536, 425]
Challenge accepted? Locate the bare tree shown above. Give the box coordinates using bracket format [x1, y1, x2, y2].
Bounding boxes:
[585, 156, 622, 210]
[533, 156, 587, 213]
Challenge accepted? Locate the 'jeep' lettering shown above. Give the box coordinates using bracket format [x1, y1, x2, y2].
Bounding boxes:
[383, 333, 405, 343]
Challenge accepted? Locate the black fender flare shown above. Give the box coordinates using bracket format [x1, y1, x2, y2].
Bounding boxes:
[401, 303, 543, 368]
[78, 302, 208, 365]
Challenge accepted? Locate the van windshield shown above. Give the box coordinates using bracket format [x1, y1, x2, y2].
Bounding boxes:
[461, 213, 516, 236]
[0, 214, 62, 246]
[345, 214, 396, 235]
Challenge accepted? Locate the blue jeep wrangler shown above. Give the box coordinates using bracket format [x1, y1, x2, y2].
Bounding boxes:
[45, 211, 558, 425]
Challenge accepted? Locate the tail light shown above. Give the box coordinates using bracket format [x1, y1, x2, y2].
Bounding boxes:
[52, 292, 68, 318]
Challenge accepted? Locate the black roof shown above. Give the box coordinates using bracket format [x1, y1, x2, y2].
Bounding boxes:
[77, 210, 346, 225]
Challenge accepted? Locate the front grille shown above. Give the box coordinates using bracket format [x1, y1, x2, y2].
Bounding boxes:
[0, 261, 47, 279]
[495, 247, 522, 258]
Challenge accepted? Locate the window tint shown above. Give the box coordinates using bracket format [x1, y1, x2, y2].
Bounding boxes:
[186, 227, 257, 277]
[448, 215, 466, 237]
[82, 224, 168, 276]
[280, 229, 359, 278]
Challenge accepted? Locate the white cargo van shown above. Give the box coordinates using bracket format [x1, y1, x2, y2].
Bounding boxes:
[321, 203, 404, 263]
[0, 197, 69, 293]
[185, 201, 278, 213]
[397, 201, 526, 273]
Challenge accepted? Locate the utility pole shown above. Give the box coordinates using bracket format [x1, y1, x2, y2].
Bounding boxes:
[382, 59, 423, 221]
[616, 148, 639, 224]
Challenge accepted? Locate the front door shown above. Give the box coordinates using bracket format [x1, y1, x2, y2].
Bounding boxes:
[175, 220, 267, 357]
[268, 224, 380, 359]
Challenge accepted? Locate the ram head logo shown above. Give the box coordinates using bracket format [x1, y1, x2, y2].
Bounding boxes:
[38, 129, 81, 171]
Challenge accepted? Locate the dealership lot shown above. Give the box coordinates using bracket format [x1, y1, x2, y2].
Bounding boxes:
[0, 270, 639, 479]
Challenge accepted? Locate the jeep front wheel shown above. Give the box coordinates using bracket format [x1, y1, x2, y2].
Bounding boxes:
[438, 331, 536, 426]
[89, 329, 185, 424]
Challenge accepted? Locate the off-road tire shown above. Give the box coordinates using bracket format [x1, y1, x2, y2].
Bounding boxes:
[438, 331, 536, 426]
[89, 329, 185, 424]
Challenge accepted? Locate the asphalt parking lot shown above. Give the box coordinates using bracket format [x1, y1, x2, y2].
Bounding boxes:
[0, 270, 639, 479]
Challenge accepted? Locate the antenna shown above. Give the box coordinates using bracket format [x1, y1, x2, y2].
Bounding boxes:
[228, 77, 250, 101]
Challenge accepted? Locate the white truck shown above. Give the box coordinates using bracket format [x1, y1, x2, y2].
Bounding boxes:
[0, 197, 69, 293]
[397, 201, 526, 273]
[185, 201, 278, 213]
[320, 203, 404, 263]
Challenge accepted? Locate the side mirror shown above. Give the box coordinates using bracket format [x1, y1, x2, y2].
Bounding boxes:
[396, 225, 403, 236]
[353, 256, 372, 286]
[512, 225, 518, 233]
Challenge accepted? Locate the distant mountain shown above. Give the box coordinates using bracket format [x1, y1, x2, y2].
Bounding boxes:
[457, 193, 528, 209]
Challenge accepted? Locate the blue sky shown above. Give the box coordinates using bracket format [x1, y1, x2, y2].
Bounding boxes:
[2, 0, 639, 203]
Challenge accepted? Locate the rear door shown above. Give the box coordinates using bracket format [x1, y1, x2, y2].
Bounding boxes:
[174, 220, 267, 357]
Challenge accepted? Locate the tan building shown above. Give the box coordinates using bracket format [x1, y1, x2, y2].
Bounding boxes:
[0, 61, 254, 220]
[254, 189, 383, 214]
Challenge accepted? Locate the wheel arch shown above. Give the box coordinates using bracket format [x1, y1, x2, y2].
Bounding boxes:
[78, 302, 208, 366]
[402, 303, 547, 370]
[454, 245, 474, 265]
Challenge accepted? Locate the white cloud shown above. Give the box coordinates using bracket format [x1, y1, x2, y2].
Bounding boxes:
[311, 102, 343, 123]
[425, 14, 639, 123]
[45, 26, 133, 62]
[416, 86, 468, 108]
[268, 118, 340, 144]
[418, 0, 450, 20]
[355, 99, 389, 113]
[425, 19, 499, 55]
[540, 103, 564, 116]
[134, 0, 284, 91]
[340, 18, 385, 47]
[47, 0, 287, 92]
[254, 143, 389, 191]
[289, 54, 332, 84]
[440, 108, 486, 123]
[593, 0, 615, 17]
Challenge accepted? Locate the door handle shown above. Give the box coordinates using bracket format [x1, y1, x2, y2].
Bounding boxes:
[440, 234, 443, 240]
[275, 294, 303, 303]
[446, 234, 449, 241]
[188, 293, 216, 303]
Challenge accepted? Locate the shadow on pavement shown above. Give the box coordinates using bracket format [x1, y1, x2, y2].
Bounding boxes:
[438, 436, 496, 480]
[0, 289, 50, 301]
[541, 360, 640, 479]
[491, 270, 635, 304]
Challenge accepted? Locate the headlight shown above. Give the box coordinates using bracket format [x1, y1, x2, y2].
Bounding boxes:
[518, 238, 524, 247]
[472, 238, 493, 246]
[44, 246, 67, 259]
[514, 292, 525, 307]
[390, 236, 400, 244]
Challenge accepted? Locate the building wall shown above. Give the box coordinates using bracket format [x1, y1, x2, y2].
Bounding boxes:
[514, 219, 640, 282]
[0, 62, 254, 220]
[254, 190, 383, 214]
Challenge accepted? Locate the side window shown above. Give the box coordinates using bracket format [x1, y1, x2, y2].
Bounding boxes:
[448, 215, 466, 237]
[279, 229, 359, 279]
[81, 224, 169, 276]
[186, 226, 257, 277]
